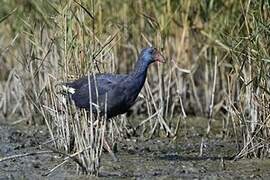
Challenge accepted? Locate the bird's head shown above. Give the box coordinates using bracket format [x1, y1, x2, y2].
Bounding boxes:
[139, 47, 165, 65]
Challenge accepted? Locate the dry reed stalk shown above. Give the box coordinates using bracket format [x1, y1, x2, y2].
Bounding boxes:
[41, 75, 108, 174]
[143, 79, 174, 138]
[207, 56, 218, 134]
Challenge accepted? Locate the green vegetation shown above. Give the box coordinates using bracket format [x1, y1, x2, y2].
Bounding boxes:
[1, 0, 270, 175]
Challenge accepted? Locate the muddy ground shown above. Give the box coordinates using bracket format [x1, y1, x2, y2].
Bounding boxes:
[0, 117, 270, 179]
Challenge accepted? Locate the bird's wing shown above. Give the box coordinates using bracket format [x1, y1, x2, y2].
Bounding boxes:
[67, 74, 128, 110]
[65, 73, 126, 90]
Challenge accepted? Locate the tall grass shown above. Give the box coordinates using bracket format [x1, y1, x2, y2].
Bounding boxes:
[0, 0, 270, 174]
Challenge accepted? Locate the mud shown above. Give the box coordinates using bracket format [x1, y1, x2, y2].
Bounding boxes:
[0, 117, 270, 179]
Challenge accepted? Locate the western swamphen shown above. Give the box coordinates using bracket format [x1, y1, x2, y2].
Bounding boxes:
[63, 47, 164, 119]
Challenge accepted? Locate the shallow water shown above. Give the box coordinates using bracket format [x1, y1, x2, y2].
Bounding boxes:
[0, 117, 269, 179]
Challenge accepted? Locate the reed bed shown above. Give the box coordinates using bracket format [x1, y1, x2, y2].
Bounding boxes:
[0, 0, 270, 175]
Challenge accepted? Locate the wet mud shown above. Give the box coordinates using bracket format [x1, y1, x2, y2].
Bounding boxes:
[0, 118, 270, 179]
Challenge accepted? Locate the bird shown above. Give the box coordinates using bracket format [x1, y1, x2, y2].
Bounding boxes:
[62, 47, 165, 119]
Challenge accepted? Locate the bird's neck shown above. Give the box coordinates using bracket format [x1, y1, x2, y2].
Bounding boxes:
[126, 59, 149, 93]
[130, 59, 149, 78]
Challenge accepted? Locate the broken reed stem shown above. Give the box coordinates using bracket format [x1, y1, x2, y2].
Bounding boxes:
[157, 60, 165, 118]
[144, 80, 173, 138]
[207, 56, 218, 135]
[199, 137, 205, 157]
[0, 151, 53, 163]
[172, 93, 187, 139]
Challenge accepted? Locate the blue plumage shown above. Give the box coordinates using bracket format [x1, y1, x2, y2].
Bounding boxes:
[64, 47, 164, 119]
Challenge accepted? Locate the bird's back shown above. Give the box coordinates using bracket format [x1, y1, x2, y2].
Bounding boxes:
[65, 73, 129, 118]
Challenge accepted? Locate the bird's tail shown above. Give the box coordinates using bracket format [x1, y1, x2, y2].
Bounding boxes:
[55, 82, 76, 95]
